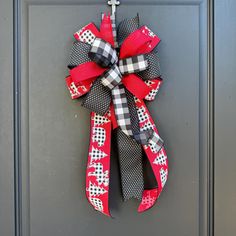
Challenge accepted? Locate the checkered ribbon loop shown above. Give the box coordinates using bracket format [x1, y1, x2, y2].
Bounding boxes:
[134, 129, 164, 152]
[89, 38, 118, 68]
[119, 55, 148, 74]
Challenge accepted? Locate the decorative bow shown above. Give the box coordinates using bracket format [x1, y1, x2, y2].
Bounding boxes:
[65, 12, 168, 217]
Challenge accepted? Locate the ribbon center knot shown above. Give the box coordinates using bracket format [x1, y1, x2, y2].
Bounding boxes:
[89, 38, 148, 90]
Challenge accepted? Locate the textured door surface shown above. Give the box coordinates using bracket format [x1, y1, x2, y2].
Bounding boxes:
[1, 0, 214, 236]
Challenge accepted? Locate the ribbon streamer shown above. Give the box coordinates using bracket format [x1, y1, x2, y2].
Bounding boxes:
[65, 12, 168, 216]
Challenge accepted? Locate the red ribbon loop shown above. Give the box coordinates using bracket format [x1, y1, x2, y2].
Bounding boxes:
[120, 26, 161, 58]
[122, 74, 152, 99]
[70, 62, 106, 84]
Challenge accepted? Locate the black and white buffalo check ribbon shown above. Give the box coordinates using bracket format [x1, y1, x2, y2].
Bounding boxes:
[83, 37, 149, 137]
[134, 129, 164, 151]
[112, 84, 133, 136]
[89, 38, 118, 67]
[119, 55, 148, 74]
[101, 64, 122, 89]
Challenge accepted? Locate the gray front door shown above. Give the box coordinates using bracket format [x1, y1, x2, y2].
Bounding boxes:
[1, 0, 235, 236]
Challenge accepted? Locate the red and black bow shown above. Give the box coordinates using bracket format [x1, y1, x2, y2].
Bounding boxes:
[65, 12, 168, 217]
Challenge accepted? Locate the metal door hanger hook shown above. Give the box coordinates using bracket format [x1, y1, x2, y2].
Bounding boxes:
[108, 0, 120, 15]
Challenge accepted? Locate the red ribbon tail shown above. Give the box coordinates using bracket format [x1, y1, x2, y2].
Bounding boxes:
[135, 100, 169, 213]
[100, 12, 115, 47]
[85, 112, 112, 217]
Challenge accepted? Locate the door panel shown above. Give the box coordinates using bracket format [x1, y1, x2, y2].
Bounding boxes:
[215, 1, 236, 235]
[0, 1, 14, 236]
[19, 0, 208, 236]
